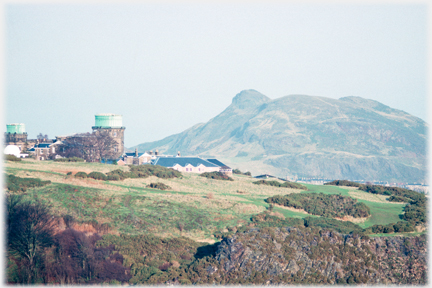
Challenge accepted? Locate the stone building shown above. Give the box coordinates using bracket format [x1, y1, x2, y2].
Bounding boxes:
[92, 114, 125, 159]
[4, 123, 36, 151]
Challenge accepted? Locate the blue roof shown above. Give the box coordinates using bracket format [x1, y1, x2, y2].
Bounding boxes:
[36, 143, 51, 148]
[125, 152, 148, 157]
[153, 157, 219, 168]
[206, 159, 231, 169]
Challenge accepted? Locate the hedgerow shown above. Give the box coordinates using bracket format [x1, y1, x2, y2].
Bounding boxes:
[5, 154, 21, 162]
[253, 180, 307, 190]
[266, 193, 370, 218]
[105, 165, 181, 180]
[54, 157, 85, 162]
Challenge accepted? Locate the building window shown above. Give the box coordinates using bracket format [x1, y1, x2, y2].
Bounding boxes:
[113, 132, 117, 137]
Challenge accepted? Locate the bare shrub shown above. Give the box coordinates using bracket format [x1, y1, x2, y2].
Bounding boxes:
[158, 262, 172, 271]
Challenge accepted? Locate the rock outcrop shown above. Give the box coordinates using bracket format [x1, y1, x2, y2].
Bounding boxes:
[212, 227, 427, 284]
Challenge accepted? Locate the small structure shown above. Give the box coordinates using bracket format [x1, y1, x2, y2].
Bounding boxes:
[4, 145, 23, 158]
[206, 159, 233, 175]
[152, 156, 232, 174]
[28, 141, 62, 161]
[153, 156, 220, 173]
[121, 148, 158, 165]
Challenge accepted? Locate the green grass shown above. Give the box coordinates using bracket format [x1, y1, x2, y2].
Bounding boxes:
[301, 184, 407, 228]
[355, 200, 405, 228]
[6, 159, 418, 239]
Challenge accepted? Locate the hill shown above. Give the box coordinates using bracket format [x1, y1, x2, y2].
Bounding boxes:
[131, 90, 427, 183]
[4, 159, 427, 284]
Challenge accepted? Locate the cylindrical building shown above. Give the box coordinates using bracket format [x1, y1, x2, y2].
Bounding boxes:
[92, 114, 125, 159]
[94, 114, 123, 128]
[7, 123, 26, 134]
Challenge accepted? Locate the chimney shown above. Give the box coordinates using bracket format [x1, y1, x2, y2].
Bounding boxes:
[135, 148, 138, 157]
[177, 151, 181, 157]
[149, 150, 153, 155]
[155, 149, 159, 156]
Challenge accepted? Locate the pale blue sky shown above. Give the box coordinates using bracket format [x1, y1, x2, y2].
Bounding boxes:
[4, 3, 428, 147]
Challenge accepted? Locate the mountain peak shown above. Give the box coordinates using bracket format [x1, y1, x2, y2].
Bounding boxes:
[231, 89, 270, 109]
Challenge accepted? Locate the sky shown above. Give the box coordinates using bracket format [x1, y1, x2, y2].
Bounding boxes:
[3, 1, 429, 148]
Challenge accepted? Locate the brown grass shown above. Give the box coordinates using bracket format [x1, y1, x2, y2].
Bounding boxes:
[348, 191, 406, 204]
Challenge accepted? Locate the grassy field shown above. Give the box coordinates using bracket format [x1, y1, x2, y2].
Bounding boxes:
[302, 183, 406, 227]
[4, 159, 413, 241]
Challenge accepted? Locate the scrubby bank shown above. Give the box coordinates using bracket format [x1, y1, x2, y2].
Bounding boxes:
[266, 193, 370, 218]
[253, 180, 307, 190]
[6, 174, 51, 193]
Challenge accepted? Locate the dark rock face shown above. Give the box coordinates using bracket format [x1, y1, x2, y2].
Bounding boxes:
[213, 227, 427, 285]
[132, 90, 427, 183]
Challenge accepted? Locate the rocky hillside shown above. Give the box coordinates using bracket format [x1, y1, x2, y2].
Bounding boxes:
[132, 90, 427, 183]
[208, 227, 427, 285]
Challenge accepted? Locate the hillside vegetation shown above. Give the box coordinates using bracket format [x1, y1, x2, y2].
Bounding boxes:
[266, 193, 370, 218]
[4, 159, 427, 285]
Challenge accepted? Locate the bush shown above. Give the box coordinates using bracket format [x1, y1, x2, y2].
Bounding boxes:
[106, 169, 129, 180]
[200, 172, 234, 181]
[66, 172, 72, 176]
[5, 154, 21, 161]
[87, 171, 108, 181]
[233, 169, 251, 176]
[324, 180, 361, 187]
[107, 174, 121, 181]
[146, 182, 171, 190]
[74, 172, 88, 178]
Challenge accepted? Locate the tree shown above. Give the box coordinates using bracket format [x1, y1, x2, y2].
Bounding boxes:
[91, 130, 117, 161]
[57, 132, 117, 162]
[7, 196, 55, 283]
[37, 133, 48, 141]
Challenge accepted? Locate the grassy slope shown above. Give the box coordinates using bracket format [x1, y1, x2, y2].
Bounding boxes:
[4, 159, 413, 241]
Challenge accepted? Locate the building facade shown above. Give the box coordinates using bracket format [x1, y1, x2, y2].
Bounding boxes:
[92, 114, 125, 159]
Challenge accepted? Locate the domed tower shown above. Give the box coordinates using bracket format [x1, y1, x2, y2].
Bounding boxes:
[5, 123, 28, 150]
[92, 114, 125, 158]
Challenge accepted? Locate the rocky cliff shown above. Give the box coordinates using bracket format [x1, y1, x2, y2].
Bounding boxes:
[208, 227, 427, 284]
[132, 90, 427, 183]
